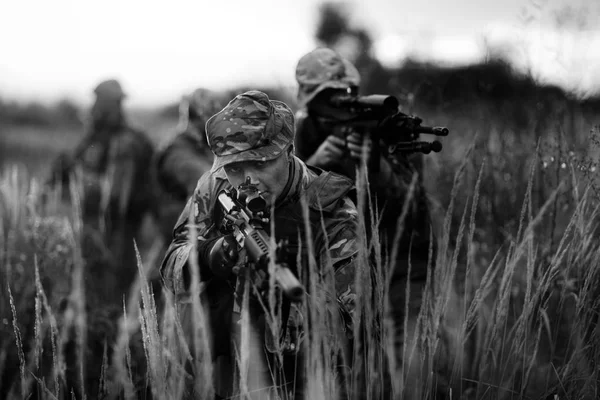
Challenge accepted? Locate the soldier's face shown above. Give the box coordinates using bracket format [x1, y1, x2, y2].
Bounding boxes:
[91, 96, 123, 128]
[309, 89, 356, 121]
[223, 151, 291, 207]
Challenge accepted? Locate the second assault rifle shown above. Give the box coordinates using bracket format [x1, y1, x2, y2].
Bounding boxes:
[326, 87, 449, 156]
[216, 178, 304, 303]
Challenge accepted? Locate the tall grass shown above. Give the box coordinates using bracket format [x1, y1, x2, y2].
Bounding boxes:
[2, 122, 600, 399]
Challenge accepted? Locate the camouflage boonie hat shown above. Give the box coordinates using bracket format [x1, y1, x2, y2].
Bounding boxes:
[206, 90, 295, 171]
[94, 79, 126, 99]
[295, 48, 361, 108]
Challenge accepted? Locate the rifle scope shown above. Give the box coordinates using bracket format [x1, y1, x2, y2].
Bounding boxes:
[329, 93, 399, 115]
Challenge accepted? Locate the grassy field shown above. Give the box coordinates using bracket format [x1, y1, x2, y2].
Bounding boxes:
[2, 93, 600, 400]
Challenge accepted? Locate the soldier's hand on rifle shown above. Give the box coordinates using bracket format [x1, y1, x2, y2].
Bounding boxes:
[308, 135, 346, 168]
[346, 132, 372, 163]
[207, 234, 244, 279]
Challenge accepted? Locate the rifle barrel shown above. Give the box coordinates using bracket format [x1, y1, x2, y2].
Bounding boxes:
[416, 126, 449, 136]
[393, 141, 443, 154]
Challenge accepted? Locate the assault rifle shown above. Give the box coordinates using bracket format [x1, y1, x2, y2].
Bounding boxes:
[327, 87, 449, 156]
[216, 178, 304, 302]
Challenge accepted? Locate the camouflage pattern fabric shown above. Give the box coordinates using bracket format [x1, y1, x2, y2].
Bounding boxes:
[295, 47, 361, 107]
[294, 101, 433, 282]
[78, 125, 154, 220]
[160, 156, 359, 302]
[154, 129, 214, 242]
[160, 156, 360, 397]
[155, 130, 213, 201]
[153, 87, 223, 243]
[294, 51, 439, 397]
[60, 123, 155, 299]
[161, 91, 361, 397]
[205, 90, 295, 171]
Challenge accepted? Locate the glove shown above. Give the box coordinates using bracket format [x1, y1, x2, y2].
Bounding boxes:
[206, 234, 239, 279]
[346, 132, 372, 162]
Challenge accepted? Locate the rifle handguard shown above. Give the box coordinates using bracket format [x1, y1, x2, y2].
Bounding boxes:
[391, 140, 443, 154]
[244, 230, 304, 303]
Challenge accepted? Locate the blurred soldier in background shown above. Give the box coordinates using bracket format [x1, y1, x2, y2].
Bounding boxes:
[294, 47, 438, 395]
[49, 78, 155, 301]
[333, 29, 392, 95]
[160, 90, 359, 399]
[153, 88, 223, 243]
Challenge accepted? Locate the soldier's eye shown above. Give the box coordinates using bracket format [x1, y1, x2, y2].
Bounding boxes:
[226, 165, 241, 174]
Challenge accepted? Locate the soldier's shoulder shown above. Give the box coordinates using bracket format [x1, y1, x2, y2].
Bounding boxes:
[191, 167, 230, 219]
[192, 166, 228, 195]
[301, 163, 355, 212]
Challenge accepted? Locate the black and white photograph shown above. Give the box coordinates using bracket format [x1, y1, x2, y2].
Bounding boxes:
[1, 0, 599, 399]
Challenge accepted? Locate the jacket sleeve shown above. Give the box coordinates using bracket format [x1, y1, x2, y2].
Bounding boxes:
[317, 196, 360, 306]
[159, 171, 226, 295]
[294, 110, 323, 162]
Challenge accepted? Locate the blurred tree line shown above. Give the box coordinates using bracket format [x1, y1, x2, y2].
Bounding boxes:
[312, 2, 599, 117]
[2, 2, 599, 129]
[0, 97, 81, 127]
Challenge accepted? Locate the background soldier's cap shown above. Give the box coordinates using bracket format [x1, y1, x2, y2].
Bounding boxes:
[206, 90, 295, 171]
[93, 79, 126, 100]
[186, 88, 223, 119]
[295, 47, 361, 108]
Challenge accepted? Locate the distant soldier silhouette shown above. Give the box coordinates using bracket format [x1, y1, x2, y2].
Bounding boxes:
[154, 88, 222, 243]
[50, 79, 155, 300]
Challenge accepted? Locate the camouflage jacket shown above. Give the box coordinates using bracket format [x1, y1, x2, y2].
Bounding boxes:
[153, 128, 214, 241]
[160, 155, 359, 300]
[155, 127, 214, 202]
[72, 124, 155, 225]
[294, 109, 434, 278]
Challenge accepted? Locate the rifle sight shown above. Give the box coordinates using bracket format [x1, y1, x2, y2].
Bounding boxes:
[236, 177, 267, 213]
[329, 93, 399, 115]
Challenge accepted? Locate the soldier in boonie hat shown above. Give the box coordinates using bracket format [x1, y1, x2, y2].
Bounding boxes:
[94, 78, 126, 100]
[185, 88, 223, 127]
[161, 89, 360, 399]
[206, 90, 295, 171]
[177, 87, 224, 147]
[154, 88, 223, 242]
[295, 47, 360, 108]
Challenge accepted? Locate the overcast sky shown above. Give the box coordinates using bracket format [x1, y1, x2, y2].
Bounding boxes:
[1, 0, 598, 106]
